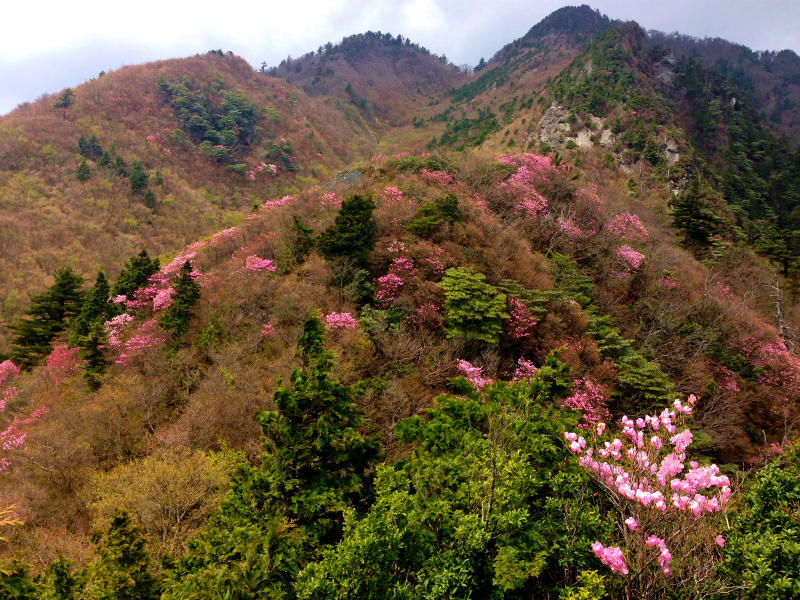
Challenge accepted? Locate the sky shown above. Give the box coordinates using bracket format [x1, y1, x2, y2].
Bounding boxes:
[1, 0, 799, 115]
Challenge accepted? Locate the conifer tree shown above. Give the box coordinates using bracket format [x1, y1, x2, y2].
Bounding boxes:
[76, 159, 91, 182]
[670, 178, 724, 246]
[440, 267, 509, 346]
[158, 261, 200, 336]
[317, 194, 376, 267]
[129, 160, 147, 193]
[111, 251, 160, 300]
[9, 267, 85, 368]
[143, 189, 156, 209]
[86, 510, 157, 600]
[69, 271, 112, 347]
[80, 321, 108, 391]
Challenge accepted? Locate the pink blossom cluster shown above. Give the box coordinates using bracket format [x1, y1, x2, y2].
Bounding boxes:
[423, 247, 446, 275]
[323, 312, 358, 329]
[248, 171, 256, 181]
[380, 186, 405, 204]
[556, 217, 586, 240]
[568, 397, 731, 516]
[505, 296, 537, 339]
[473, 194, 490, 215]
[714, 365, 740, 393]
[321, 192, 341, 206]
[743, 336, 800, 403]
[420, 169, 453, 185]
[613, 245, 646, 278]
[393, 152, 410, 159]
[408, 303, 443, 331]
[111, 294, 128, 304]
[591, 542, 629, 575]
[512, 358, 538, 382]
[105, 314, 135, 348]
[45, 344, 82, 384]
[370, 153, 386, 162]
[210, 227, 240, 246]
[456, 359, 494, 390]
[388, 239, 406, 253]
[564, 377, 611, 425]
[606, 213, 649, 241]
[161, 251, 198, 278]
[245, 255, 277, 272]
[497, 153, 567, 217]
[152, 287, 175, 311]
[261, 195, 296, 209]
[256, 162, 277, 175]
[146, 135, 157, 142]
[657, 276, 681, 289]
[376, 273, 404, 307]
[0, 361, 20, 387]
[261, 324, 275, 337]
[115, 319, 166, 366]
[645, 535, 673, 575]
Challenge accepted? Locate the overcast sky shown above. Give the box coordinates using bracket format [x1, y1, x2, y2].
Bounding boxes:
[2, 0, 799, 115]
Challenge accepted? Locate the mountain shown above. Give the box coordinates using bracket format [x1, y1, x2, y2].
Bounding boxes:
[648, 30, 800, 145]
[2, 6, 800, 598]
[269, 31, 470, 127]
[0, 52, 379, 351]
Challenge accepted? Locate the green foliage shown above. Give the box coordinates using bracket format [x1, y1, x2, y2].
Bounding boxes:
[76, 159, 91, 182]
[158, 261, 201, 337]
[143, 188, 156, 209]
[382, 154, 449, 174]
[54, 89, 74, 110]
[69, 271, 112, 347]
[723, 445, 800, 598]
[80, 321, 108, 391]
[85, 510, 157, 600]
[440, 267, 508, 346]
[78, 135, 103, 160]
[436, 108, 500, 149]
[163, 316, 378, 597]
[296, 359, 608, 599]
[559, 570, 608, 600]
[0, 561, 38, 599]
[289, 216, 315, 263]
[259, 314, 380, 544]
[317, 195, 377, 267]
[38, 558, 81, 600]
[9, 267, 85, 368]
[129, 160, 148, 193]
[156, 75, 262, 158]
[669, 179, 724, 246]
[111, 250, 160, 300]
[405, 194, 462, 238]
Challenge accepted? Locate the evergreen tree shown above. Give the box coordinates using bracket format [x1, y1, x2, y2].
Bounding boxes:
[440, 267, 509, 346]
[111, 250, 160, 300]
[162, 316, 379, 598]
[111, 250, 161, 298]
[143, 189, 155, 210]
[113, 155, 127, 177]
[97, 151, 111, 167]
[670, 178, 724, 246]
[86, 510, 157, 600]
[76, 159, 91, 182]
[39, 558, 80, 600]
[317, 194, 376, 267]
[9, 267, 85, 368]
[129, 160, 147, 193]
[0, 561, 38, 599]
[259, 313, 380, 544]
[80, 321, 108, 391]
[69, 271, 112, 347]
[54, 89, 74, 109]
[158, 261, 200, 336]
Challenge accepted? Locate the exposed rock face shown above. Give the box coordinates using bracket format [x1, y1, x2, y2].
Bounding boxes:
[537, 104, 571, 149]
[654, 53, 676, 85]
[666, 139, 680, 166]
[333, 170, 362, 186]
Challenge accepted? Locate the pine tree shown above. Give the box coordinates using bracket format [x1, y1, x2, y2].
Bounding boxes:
[54, 89, 74, 109]
[317, 194, 376, 267]
[86, 510, 157, 600]
[129, 160, 147, 193]
[440, 267, 509, 346]
[113, 155, 127, 177]
[158, 261, 200, 336]
[76, 159, 91, 182]
[143, 189, 155, 209]
[111, 250, 160, 300]
[69, 271, 112, 347]
[9, 267, 85, 368]
[670, 178, 724, 246]
[259, 313, 380, 544]
[80, 321, 108, 391]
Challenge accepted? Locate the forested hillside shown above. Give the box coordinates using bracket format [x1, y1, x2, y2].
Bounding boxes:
[2, 5, 800, 599]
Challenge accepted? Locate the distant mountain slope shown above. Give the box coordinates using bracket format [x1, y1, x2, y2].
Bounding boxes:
[648, 30, 800, 145]
[270, 32, 470, 127]
[0, 52, 378, 352]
